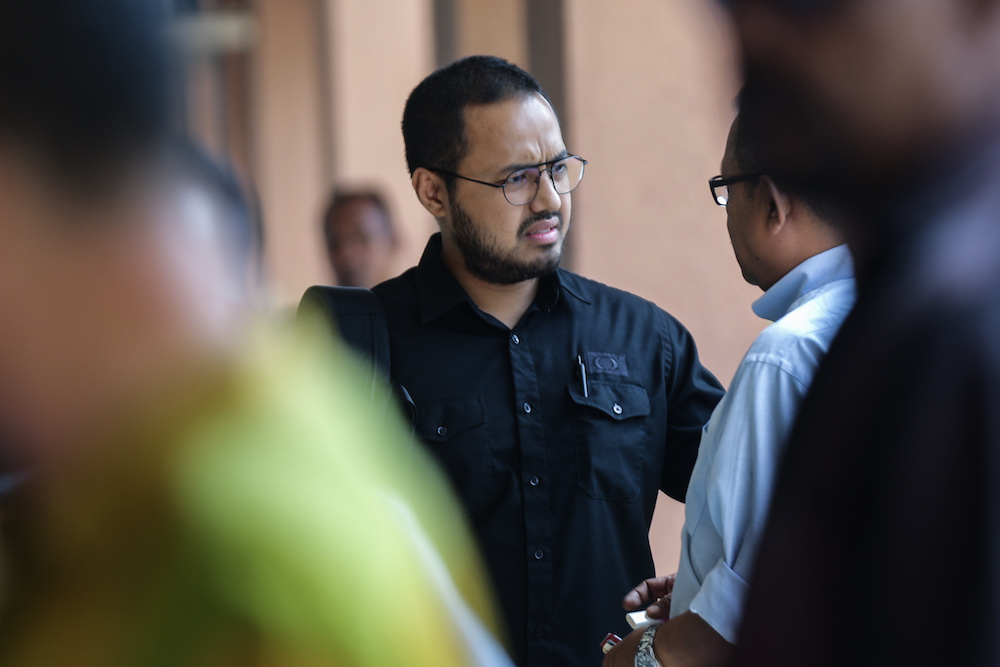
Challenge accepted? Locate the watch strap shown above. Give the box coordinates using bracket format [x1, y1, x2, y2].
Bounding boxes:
[634, 623, 663, 667]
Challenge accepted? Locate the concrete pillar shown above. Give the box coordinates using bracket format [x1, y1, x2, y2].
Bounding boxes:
[319, 0, 437, 286]
[251, 0, 328, 303]
[453, 0, 528, 66]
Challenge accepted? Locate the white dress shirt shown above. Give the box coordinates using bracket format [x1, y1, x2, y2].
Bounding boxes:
[670, 244, 857, 642]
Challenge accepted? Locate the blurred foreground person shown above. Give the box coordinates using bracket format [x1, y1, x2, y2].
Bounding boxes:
[604, 107, 854, 667]
[170, 141, 267, 305]
[0, 3, 508, 666]
[717, 0, 1000, 664]
[322, 189, 398, 288]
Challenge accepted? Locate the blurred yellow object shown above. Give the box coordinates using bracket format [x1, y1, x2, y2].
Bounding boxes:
[0, 320, 506, 666]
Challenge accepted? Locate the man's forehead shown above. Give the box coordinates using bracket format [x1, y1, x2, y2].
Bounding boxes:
[460, 94, 566, 170]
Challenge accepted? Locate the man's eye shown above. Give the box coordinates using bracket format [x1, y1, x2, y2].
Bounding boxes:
[552, 161, 569, 175]
[506, 169, 534, 186]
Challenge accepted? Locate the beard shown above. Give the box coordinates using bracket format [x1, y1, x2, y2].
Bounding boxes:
[450, 200, 564, 285]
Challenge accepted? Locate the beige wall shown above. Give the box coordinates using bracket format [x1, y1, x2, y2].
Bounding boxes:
[242, 0, 765, 578]
[252, 0, 328, 305]
[454, 0, 527, 65]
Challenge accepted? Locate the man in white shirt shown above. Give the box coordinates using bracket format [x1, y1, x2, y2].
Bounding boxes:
[604, 106, 856, 667]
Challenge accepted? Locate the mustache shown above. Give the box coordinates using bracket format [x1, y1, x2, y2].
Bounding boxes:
[518, 211, 563, 236]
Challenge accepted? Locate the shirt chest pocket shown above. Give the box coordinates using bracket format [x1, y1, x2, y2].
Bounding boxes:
[414, 395, 494, 513]
[415, 395, 488, 444]
[568, 380, 652, 502]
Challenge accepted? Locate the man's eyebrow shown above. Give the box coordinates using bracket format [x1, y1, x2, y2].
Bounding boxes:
[497, 149, 572, 176]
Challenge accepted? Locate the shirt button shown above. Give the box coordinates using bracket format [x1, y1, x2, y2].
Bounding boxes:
[523, 402, 532, 414]
[533, 548, 544, 560]
[528, 475, 540, 487]
[534, 625, 546, 637]
[511, 333, 520, 345]
[436, 425, 448, 437]
[613, 403, 623, 415]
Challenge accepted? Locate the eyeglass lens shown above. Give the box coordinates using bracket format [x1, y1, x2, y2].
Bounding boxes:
[503, 156, 585, 205]
[714, 184, 730, 206]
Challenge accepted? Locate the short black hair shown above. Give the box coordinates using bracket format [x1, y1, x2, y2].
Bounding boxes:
[401, 56, 553, 182]
[0, 0, 176, 190]
[322, 189, 395, 242]
[732, 87, 838, 224]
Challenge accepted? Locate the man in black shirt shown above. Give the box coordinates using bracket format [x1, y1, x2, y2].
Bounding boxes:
[371, 56, 724, 666]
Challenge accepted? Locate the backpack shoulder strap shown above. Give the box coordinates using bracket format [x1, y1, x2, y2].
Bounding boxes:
[297, 286, 391, 395]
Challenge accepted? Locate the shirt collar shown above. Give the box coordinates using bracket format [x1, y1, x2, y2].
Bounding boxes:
[752, 244, 855, 322]
[413, 233, 574, 324]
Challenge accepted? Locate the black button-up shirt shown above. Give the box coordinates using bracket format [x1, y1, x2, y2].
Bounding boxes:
[373, 235, 723, 667]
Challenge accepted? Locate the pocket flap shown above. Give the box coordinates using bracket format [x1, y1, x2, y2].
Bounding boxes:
[416, 395, 488, 442]
[567, 381, 650, 420]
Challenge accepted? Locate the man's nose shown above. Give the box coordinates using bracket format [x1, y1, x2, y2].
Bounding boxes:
[531, 168, 562, 212]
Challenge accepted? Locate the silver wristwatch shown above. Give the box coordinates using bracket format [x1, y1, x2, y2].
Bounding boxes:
[634, 623, 663, 667]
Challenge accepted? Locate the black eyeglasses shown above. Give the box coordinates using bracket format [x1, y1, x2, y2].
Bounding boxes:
[430, 155, 587, 206]
[708, 173, 763, 207]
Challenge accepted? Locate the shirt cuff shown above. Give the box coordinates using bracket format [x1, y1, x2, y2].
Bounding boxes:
[687, 558, 750, 644]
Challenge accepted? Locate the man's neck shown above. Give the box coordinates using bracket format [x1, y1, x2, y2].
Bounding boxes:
[443, 253, 539, 330]
[764, 225, 845, 292]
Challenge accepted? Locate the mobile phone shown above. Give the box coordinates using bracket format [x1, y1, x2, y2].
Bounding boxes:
[626, 609, 656, 630]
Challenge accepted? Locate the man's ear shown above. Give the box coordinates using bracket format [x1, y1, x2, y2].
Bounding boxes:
[761, 175, 792, 233]
[412, 168, 449, 218]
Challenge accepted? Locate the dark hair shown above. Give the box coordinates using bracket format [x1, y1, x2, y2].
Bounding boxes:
[322, 189, 395, 242]
[0, 0, 176, 189]
[732, 87, 838, 224]
[401, 56, 553, 183]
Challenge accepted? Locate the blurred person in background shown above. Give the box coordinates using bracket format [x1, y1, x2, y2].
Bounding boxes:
[322, 188, 398, 288]
[357, 55, 724, 666]
[603, 105, 854, 667]
[708, 0, 1000, 664]
[0, 2, 509, 665]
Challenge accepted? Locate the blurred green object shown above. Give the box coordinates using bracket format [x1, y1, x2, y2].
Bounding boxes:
[0, 322, 505, 666]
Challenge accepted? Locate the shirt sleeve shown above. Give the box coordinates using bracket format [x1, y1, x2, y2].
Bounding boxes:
[659, 314, 726, 500]
[686, 357, 810, 642]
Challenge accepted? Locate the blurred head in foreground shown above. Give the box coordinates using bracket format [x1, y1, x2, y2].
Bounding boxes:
[322, 188, 398, 288]
[0, 0, 208, 458]
[0, 3, 508, 665]
[723, 0, 1000, 196]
